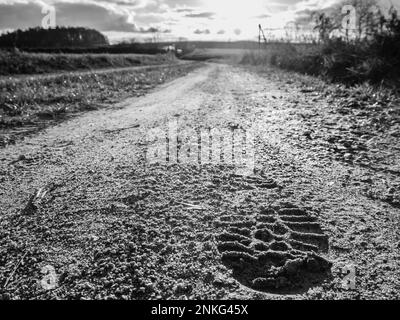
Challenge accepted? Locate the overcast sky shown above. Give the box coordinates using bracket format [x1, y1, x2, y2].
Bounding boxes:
[0, 0, 398, 42]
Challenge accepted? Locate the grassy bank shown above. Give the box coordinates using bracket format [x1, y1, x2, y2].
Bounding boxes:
[241, 37, 400, 87]
[0, 62, 202, 146]
[241, 5, 400, 87]
[0, 50, 176, 76]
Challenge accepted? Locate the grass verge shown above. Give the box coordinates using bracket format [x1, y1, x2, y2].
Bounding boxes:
[240, 6, 400, 87]
[0, 62, 202, 147]
[0, 50, 177, 76]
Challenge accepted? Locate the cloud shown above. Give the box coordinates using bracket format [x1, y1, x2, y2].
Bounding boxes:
[133, 13, 168, 25]
[0, 0, 44, 30]
[0, 0, 137, 32]
[185, 11, 215, 19]
[193, 28, 210, 34]
[55, 2, 136, 32]
[233, 28, 241, 35]
[255, 13, 271, 19]
[272, 0, 302, 5]
[294, 8, 317, 25]
[135, 26, 171, 33]
[103, 0, 142, 6]
[162, 0, 203, 9]
[175, 8, 193, 13]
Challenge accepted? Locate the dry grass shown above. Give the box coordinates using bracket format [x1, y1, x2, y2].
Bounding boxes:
[240, 7, 400, 86]
[0, 50, 176, 76]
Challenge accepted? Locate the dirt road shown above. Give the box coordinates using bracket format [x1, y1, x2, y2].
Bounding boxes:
[1, 63, 399, 300]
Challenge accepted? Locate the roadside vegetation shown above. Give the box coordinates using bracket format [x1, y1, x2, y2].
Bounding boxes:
[241, 0, 400, 87]
[0, 50, 176, 76]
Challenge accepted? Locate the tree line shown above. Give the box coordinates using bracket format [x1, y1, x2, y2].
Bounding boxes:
[0, 27, 109, 49]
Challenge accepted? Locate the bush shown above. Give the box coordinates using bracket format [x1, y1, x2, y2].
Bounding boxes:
[241, 6, 400, 86]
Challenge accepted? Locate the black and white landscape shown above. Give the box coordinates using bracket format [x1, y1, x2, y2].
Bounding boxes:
[0, 0, 399, 301]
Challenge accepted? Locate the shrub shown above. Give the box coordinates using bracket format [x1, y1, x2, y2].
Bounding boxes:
[241, 5, 400, 86]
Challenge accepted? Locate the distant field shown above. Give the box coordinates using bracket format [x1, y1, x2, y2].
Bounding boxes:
[0, 50, 177, 76]
[181, 48, 251, 63]
[181, 45, 317, 65]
